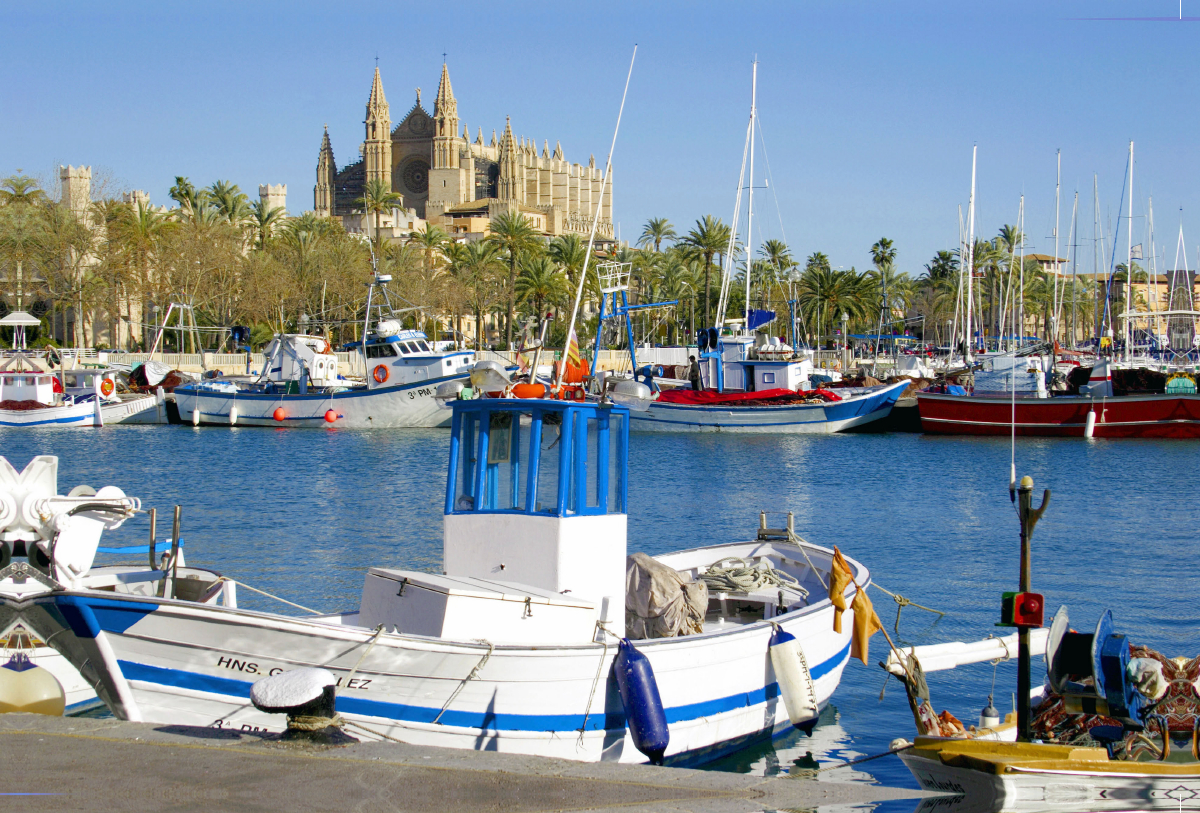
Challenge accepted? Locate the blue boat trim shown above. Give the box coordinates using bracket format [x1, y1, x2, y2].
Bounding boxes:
[115, 642, 851, 733]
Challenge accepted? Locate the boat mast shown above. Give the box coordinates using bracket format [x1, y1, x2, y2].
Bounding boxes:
[964, 146, 977, 362]
[1125, 141, 1134, 364]
[743, 59, 758, 335]
[1052, 150, 1061, 344]
[1093, 175, 1101, 346]
[1069, 192, 1079, 346]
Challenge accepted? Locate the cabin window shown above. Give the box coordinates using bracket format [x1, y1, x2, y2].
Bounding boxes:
[584, 416, 602, 510]
[454, 413, 478, 510]
[535, 412, 564, 513]
[366, 344, 397, 359]
[418, 341, 431, 352]
[483, 412, 525, 510]
[607, 412, 626, 513]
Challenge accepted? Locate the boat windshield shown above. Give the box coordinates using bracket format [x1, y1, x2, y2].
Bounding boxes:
[366, 344, 398, 359]
[448, 403, 627, 517]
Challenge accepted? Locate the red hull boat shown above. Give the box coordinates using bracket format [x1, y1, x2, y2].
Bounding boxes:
[917, 391, 1200, 438]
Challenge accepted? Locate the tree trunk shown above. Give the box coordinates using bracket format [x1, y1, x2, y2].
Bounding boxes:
[506, 256, 517, 349]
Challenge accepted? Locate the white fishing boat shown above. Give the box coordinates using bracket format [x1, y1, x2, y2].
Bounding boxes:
[0, 456, 233, 716]
[22, 396, 871, 765]
[0, 357, 165, 428]
[172, 273, 476, 428]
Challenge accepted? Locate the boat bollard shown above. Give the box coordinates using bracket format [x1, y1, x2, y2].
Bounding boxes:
[250, 668, 358, 744]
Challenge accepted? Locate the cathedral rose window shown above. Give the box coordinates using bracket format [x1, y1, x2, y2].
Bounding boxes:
[403, 159, 429, 194]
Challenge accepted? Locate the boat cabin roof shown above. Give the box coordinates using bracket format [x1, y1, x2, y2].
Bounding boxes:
[446, 399, 629, 519]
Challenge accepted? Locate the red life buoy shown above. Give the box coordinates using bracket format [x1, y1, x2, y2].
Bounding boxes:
[100, 378, 115, 397]
[373, 365, 389, 384]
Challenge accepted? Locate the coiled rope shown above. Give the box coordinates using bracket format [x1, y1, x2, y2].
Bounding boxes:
[701, 557, 807, 597]
[288, 713, 345, 732]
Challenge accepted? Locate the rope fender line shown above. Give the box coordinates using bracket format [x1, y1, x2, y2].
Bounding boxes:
[791, 742, 916, 776]
[577, 621, 616, 749]
[869, 582, 946, 632]
[213, 576, 324, 615]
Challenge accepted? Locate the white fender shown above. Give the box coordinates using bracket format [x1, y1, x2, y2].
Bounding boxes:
[769, 628, 818, 728]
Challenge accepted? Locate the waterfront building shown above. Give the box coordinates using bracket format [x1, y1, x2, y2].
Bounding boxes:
[313, 64, 614, 243]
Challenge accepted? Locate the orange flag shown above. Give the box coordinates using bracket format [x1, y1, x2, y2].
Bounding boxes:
[829, 547, 853, 634]
[850, 588, 884, 665]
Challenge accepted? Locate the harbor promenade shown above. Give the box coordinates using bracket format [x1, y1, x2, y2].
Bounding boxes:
[0, 714, 926, 812]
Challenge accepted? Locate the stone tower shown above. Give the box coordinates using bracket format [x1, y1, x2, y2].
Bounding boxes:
[432, 63, 459, 169]
[363, 67, 392, 188]
[314, 126, 335, 217]
[497, 118, 520, 203]
[59, 165, 91, 216]
[259, 183, 287, 215]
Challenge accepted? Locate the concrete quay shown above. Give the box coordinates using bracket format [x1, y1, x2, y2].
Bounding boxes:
[0, 714, 928, 812]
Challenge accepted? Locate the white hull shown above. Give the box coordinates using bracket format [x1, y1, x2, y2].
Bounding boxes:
[902, 750, 1200, 812]
[0, 394, 161, 428]
[173, 375, 466, 428]
[30, 541, 864, 765]
[631, 382, 908, 433]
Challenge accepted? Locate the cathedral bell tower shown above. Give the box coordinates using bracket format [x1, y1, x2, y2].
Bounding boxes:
[314, 126, 336, 217]
[363, 67, 392, 189]
[497, 117, 521, 204]
[428, 62, 469, 214]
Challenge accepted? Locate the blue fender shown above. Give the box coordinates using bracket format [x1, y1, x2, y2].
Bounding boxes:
[615, 639, 669, 764]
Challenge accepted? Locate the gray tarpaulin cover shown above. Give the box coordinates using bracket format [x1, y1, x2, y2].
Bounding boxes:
[625, 552, 708, 639]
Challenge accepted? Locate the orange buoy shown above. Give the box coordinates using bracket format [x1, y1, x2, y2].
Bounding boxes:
[324, 410, 337, 423]
[373, 365, 389, 384]
[511, 382, 547, 399]
[273, 407, 286, 422]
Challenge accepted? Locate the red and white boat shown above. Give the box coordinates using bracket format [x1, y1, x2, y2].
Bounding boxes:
[918, 359, 1200, 439]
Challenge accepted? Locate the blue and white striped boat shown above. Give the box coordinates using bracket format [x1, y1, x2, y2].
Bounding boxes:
[18, 397, 871, 764]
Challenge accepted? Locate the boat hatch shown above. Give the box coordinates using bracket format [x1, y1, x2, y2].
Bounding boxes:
[446, 399, 628, 518]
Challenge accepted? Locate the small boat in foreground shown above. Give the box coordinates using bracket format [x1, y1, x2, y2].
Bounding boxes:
[23, 397, 871, 764]
[889, 476, 1200, 811]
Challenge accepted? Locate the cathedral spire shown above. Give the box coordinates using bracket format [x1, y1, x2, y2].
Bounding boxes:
[315, 125, 336, 217]
[434, 63, 457, 122]
[553, 141, 563, 160]
[476, 127, 484, 145]
[542, 140, 549, 159]
[498, 117, 521, 203]
[363, 67, 392, 188]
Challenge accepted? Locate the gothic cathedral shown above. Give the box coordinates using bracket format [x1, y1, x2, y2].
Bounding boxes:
[314, 64, 614, 241]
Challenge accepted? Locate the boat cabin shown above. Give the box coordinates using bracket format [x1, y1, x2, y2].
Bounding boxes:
[356, 325, 476, 389]
[701, 336, 815, 392]
[357, 399, 628, 643]
[61, 369, 118, 401]
[259, 335, 340, 391]
[974, 355, 1048, 398]
[0, 372, 56, 405]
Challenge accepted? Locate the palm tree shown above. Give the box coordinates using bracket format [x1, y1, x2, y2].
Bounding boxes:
[515, 255, 567, 335]
[0, 175, 48, 207]
[924, 250, 958, 282]
[637, 217, 676, 253]
[207, 181, 252, 227]
[679, 215, 731, 326]
[410, 224, 449, 275]
[354, 178, 404, 255]
[248, 199, 285, 250]
[111, 200, 175, 348]
[448, 239, 506, 349]
[487, 210, 542, 348]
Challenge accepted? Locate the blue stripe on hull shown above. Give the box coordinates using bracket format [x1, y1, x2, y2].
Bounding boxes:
[632, 384, 905, 430]
[117, 641, 851, 733]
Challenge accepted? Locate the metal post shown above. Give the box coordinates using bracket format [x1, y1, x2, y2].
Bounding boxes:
[147, 508, 157, 570]
[1014, 476, 1049, 741]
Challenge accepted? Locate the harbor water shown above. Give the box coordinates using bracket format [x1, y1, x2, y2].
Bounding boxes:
[3, 425, 1196, 804]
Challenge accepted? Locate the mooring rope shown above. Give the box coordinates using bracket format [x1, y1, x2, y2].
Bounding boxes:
[215, 577, 323, 615]
[786, 531, 828, 591]
[577, 621, 615, 749]
[869, 582, 945, 632]
[288, 713, 345, 732]
[790, 742, 915, 777]
[341, 624, 386, 691]
[432, 640, 494, 725]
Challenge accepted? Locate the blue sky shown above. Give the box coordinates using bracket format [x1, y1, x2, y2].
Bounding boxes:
[5, 1, 1200, 275]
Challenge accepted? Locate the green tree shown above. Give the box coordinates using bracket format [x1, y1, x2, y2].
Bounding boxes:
[487, 210, 542, 348]
[248, 199, 285, 250]
[679, 215, 731, 326]
[354, 178, 404, 255]
[515, 255, 567, 336]
[637, 217, 676, 253]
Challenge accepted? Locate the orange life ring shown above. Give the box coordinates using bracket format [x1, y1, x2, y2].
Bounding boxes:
[373, 365, 389, 384]
[100, 378, 115, 397]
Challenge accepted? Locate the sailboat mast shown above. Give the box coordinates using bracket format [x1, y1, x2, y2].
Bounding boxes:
[1126, 141, 1134, 364]
[1053, 150, 1061, 343]
[744, 60, 757, 334]
[965, 146, 977, 361]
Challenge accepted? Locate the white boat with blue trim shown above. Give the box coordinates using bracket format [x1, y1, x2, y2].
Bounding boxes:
[0, 358, 166, 428]
[172, 273, 475, 428]
[16, 396, 870, 764]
